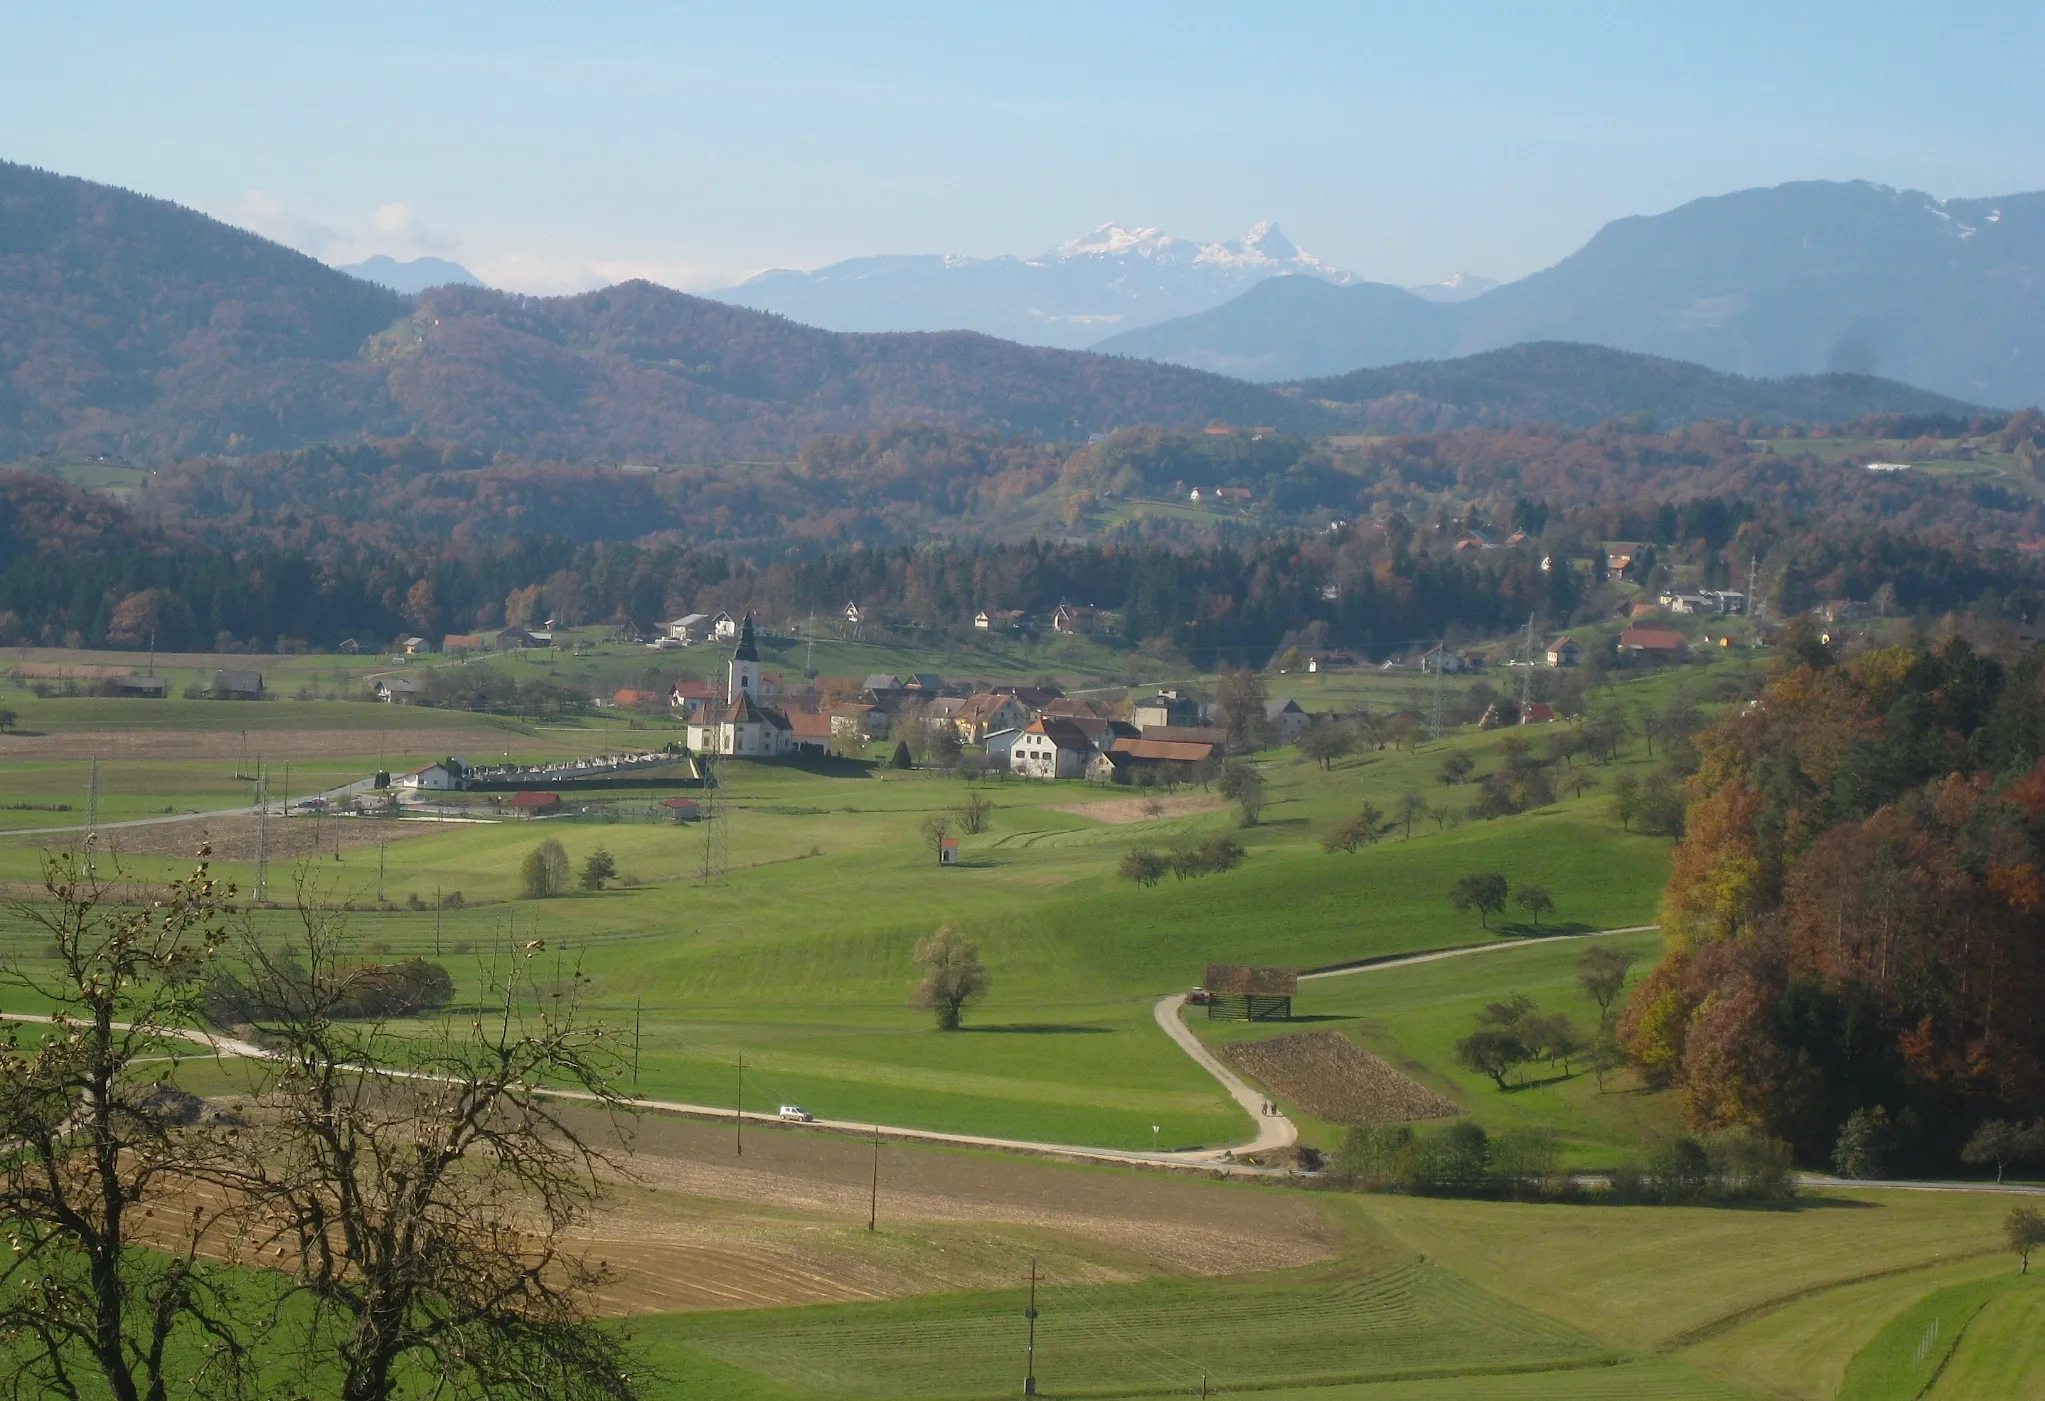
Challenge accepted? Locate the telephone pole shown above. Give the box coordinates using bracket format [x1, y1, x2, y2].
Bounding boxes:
[633, 998, 643, 1084]
[84, 759, 100, 877]
[377, 842, 387, 903]
[734, 1052, 744, 1157]
[868, 1126, 881, 1232]
[252, 764, 269, 904]
[1429, 637, 1447, 741]
[1023, 1257, 1040, 1396]
[1519, 613, 1535, 713]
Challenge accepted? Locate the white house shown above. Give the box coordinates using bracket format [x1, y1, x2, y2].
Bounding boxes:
[844, 601, 866, 625]
[374, 677, 421, 704]
[1419, 644, 1463, 675]
[710, 612, 739, 642]
[1546, 636, 1584, 667]
[1010, 718, 1094, 779]
[399, 758, 465, 791]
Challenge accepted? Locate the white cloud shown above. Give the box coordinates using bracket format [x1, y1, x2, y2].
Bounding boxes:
[232, 191, 343, 256]
[467, 251, 729, 297]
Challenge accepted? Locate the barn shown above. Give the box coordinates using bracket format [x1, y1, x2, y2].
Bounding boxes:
[1202, 964, 1298, 1021]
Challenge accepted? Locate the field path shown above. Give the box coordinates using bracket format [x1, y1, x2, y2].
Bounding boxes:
[1153, 993, 1297, 1154]
[1299, 924, 1659, 982]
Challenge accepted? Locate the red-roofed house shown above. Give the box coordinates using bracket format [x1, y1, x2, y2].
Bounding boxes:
[509, 792, 560, 815]
[1619, 627, 1691, 660]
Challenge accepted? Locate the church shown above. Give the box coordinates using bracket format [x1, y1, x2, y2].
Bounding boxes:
[685, 615, 798, 757]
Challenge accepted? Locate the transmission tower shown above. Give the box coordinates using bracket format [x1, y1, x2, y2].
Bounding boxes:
[698, 755, 728, 886]
[1746, 554, 1760, 625]
[252, 764, 269, 904]
[804, 612, 816, 677]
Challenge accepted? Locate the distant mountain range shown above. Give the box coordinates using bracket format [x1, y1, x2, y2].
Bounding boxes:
[715, 221, 1391, 349]
[0, 161, 1996, 467]
[1098, 181, 2045, 408]
[336, 254, 486, 293]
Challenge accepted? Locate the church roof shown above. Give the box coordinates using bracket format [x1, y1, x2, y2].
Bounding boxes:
[722, 693, 791, 729]
[732, 613, 760, 663]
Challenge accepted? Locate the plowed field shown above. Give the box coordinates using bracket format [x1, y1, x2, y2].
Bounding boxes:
[1222, 1031, 1463, 1124]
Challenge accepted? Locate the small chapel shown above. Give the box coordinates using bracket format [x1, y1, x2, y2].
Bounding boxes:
[685, 614, 797, 757]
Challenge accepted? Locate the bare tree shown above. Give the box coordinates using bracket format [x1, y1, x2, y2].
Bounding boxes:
[0, 845, 255, 1401]
[1212, 669, 1272, 752]
[955, 790, 993, 835]
[213, 892, 639, 1401]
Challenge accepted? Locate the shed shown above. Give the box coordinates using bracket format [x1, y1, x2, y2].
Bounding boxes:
[1202, 964, 1298, 1021]
[660, 797, 702, 823]
[938, 836, 959, 866]
[509, 792, 560, 815]
[211, 669, 264, 700]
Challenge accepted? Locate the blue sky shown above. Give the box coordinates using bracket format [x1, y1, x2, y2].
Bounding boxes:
[5, 2, 2040, 293]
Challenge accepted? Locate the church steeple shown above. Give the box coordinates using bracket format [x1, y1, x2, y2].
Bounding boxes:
[727, 613, 762, 702]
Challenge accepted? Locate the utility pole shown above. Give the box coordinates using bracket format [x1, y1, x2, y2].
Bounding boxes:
[1519, 613, 1535, 713]
[434, 883, 441, 953]
[633, 998, 643, 1085]
[253, 763, 269, 904]
[735, 1052, 744, 1158]
[84, 759, 100, 878]
[868, 1126, 880, 1232]
[1023, 1257, 1039, 1396]
[377, 842, 387, 903]
[1429, 637, 1447, 741]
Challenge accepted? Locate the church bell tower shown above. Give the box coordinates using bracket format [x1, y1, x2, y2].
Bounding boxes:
[727, 614, 762, 703]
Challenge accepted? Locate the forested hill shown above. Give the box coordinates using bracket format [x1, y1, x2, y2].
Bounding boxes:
[0, 160, 1322, 463]
[1293, 343, 1987, 432]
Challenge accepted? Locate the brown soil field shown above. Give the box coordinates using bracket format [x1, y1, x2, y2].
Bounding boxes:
[571, 1111, 1350, 1314]
[1222, 1032, 1464, 1125]
[1049, 794, 1226, 825]
[96, 813, 467, 862]
[0, 728, 561, 762]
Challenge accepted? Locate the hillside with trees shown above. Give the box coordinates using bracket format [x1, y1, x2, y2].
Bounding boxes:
[1624, 632, 2045, 1171]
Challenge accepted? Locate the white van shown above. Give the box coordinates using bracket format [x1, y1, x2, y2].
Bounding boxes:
[777, 1105, 814, 1122]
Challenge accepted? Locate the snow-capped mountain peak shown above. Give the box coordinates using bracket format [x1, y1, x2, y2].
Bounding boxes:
[1040, 221, 1354, 281]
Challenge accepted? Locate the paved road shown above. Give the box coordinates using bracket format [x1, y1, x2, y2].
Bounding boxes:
[3, 779, 372, 838]
[1300, 925, 1660, 982]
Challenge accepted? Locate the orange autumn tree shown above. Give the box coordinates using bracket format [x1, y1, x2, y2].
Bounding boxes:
[1622, 632, 2045, 1166]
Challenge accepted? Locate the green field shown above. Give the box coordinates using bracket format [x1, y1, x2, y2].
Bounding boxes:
[25, 641, 2026, 1399]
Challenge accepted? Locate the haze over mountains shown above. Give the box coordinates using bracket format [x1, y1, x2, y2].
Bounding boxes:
[0, 160, 2001, 468]
[1101, 181, 2045, 408]
[336, 254, 486, 294]
[713, 221, 1369, 349]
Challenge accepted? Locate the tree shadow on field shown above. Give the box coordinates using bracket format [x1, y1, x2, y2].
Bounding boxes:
[1495, 921, 1601, 940]
[960, 1024, 1112, 1035]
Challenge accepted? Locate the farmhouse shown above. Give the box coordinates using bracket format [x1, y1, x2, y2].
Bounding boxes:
[950, 692, 1029, 742]
[495, 626, 538, 649]
[1264, 697, 1311, 743]
[374, 677, 422, 704]
[1546, 636, 1582, 667]
[667, 679, 723, 718]
[1100, 735, 1218, 783]
[685, 616, 799, 757]
[843, 602, 865, 625]
[830, 703, 888, 739]
[974, 609, 1024, 631]
[401, 636, 431, 656]
[1618, 626, 1691, 661]
[1052, 604, 1097, 635]
[710, 611, 739, 641]
[113, 675, 168, 698]
[1419, 644, 1462, 675]
[982, 727, 1025, 766]
[400, 758, 466, 791]
[991, 684, 1062, 711]
[211, 669, 264, 700]
[1133, 689, 1201, 730]
[1010, 718, 1095, 779]
[665, 612, 711, 643]
[784, 705, 832, 751]
[1139, 725, 1228, 752]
